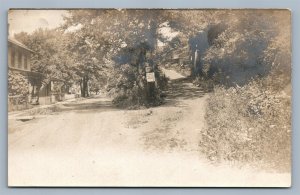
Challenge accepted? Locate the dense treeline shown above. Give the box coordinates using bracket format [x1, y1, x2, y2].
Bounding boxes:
[14, 10, 290, 106]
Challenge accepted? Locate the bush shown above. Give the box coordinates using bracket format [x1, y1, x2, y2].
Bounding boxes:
[108, 64, 166, 108]
[8, 70, 29, 103]
[200, 79, 291, 172]
[193, 76, 214, 92]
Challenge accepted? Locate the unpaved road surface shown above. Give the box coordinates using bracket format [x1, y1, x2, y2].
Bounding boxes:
[8, 69, 290, 187]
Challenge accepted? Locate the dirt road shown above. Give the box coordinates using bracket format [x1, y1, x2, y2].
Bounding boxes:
[8, 69, 290, 187]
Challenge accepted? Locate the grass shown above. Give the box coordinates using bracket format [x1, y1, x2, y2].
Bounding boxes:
[200, 79, 291, 172]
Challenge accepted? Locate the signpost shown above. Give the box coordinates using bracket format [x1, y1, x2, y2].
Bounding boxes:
[146, 72, 155, 82]
[145, 62, 156, 103]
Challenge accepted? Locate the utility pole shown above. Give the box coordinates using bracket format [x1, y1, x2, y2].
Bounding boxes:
[145, 62, 156, 104]
[194, 44, 200, 76]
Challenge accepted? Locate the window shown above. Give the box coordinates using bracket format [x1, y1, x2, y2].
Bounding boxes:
[11, 48, 15, 67]
[18, 52, 22, 68]
[24, 55, 28, 69]
[15, 50, 18, 67]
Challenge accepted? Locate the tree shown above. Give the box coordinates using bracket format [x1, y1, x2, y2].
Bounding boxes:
[15, 28, 74, 101]
[198, 10, 282, 86]
[62, 10, 173, 105]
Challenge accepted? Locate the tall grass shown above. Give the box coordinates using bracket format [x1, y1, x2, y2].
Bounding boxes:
[200, 78, 291, 172]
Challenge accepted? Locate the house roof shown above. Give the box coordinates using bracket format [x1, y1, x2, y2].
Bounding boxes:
[9, 67, 43, 75]
[8, 37, 34, 53]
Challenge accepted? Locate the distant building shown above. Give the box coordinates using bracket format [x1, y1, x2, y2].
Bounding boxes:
[8, 37, 43, 111]
[8, 37, 34, 73]
[38, 78, 69, 105]
[8, 37, 71, 110]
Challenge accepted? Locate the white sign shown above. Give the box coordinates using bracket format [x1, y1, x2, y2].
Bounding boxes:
[146, 72, 155, 82]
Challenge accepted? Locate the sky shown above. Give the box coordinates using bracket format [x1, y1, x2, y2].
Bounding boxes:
[8, 10, 68, 35]
[8, 9, 178, 47]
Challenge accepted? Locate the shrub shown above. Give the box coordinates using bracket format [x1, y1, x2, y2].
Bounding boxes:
[192, 76, 214, 92]
[108, 64, 166, 108]
[8, 70, 29, 103]
[200, 79, 291, 172]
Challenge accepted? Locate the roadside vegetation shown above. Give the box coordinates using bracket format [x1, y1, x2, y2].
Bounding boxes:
[196, 10, 291, 171]
[8, 70, 29, 103]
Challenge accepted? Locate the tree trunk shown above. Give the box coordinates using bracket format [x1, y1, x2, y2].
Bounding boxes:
[80, 79, 84, 97]
[81, 77, 86, 98]
[30, 85, 35, 103]
[192, 49, 200, 76]
[36, 85, 41, 104]
[81, 76, 89, 97]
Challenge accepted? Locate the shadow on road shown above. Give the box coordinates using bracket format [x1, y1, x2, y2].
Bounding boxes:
[61, 100, 117, 113]
[61, 77, 205, 112]
[162, 77, 205, 107]
[15, 76, 205, 115]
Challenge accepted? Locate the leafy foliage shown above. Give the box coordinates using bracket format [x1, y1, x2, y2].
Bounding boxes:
[15, 29, 73, 87]
[62, 10, 172, 105]
[8, 70, 29, 96]
[8, 70, 29, 103]
[200, 11, 279, 85]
